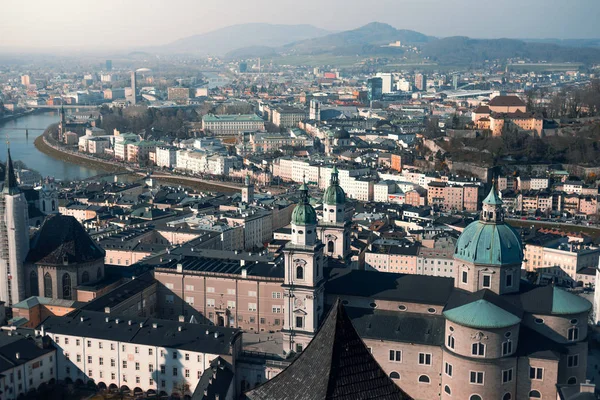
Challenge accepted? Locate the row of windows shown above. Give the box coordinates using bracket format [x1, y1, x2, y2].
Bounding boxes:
[446, 337, 514, 356]
[61, 345, 201, 362]
[460, 270, 514, 288]
[33, 269, 102, 299]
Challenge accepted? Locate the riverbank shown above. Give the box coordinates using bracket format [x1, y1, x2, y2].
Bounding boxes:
[34, 134, 126, 174]
[35, 133, 241, 193]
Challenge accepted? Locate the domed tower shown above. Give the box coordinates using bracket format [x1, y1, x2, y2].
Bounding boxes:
[453, 182, 523, 295]
[441, 291, 522, 400]
[282, 182, 325, 354]
[318, 166, 351, 262]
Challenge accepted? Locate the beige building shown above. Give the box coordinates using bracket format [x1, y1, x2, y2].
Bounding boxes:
[271, 107, 306, 128]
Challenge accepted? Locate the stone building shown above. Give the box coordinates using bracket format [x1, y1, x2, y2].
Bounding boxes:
[25, 215, 106, 301]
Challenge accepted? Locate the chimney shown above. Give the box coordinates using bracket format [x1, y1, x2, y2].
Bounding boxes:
[152, 323, 158, 329]
[178, 315, 185, 323]
[178, 326, 183, 332]
[115, 319, 120, 324]
[204, 390, 208, 396]
[15, 352, 20, 360]
[105, 317, 110, 323]
[214, 332, 219, 339]
[241, 268, 247, 279]
[580, 380, 595, 393]
[104, 307, 110, 314]
[177, 263, 183, 273]
[215, 394, 220, 400]
[80, 316, 85, 322]
[128, 320, 133, 326]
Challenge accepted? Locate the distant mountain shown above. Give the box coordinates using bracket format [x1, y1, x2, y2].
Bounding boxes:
[282, 22, 433, 55]
[521, 38, 600, 48]
[161, 23, 332, 55]
[421, 37, 600, 65]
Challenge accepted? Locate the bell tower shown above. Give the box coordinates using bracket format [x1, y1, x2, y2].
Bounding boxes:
[40, 177, 59, 215]
[282, 182, 325, 354]
[318, 166, 352, 263]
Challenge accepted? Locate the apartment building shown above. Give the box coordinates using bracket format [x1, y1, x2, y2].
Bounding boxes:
[39, 312, 241, 398]
[0, 331, 56, 400]
[202, 114, 265, 136]
[155, 147, 178, 169]
[271, 107, 306, 128]
[153, 256, 286, 332]
[364, 243, 420, 273]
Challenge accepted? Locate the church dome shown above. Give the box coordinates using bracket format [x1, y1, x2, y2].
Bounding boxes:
[454, 220, 523, 266]
[292, 183, 317, 225]
[323, 166, 346, 205]
[455, 183, 523, 266]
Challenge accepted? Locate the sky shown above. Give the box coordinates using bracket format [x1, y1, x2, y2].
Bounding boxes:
[1, 0, 599, 50]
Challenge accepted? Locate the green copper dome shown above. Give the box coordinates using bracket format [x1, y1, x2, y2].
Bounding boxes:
[323, 166, 346, 205]
[444, 299, 521, 329]
[454, 220, 523, 266]
[551, 287, 592, 315]
[292, 182, 317, 225]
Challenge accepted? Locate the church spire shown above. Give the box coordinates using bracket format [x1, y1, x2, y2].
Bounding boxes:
[3, 149, 19, 195]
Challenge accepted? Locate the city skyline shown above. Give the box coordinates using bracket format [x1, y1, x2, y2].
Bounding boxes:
[1, 0, 600, 51]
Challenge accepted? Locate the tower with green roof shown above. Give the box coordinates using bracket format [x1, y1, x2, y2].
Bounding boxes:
[453, 181, 523, 295]
[318, 166, 352, 262]
[282, 181, 325, 354]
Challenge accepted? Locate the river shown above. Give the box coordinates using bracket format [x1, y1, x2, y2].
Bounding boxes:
[0, 111, 105, 180]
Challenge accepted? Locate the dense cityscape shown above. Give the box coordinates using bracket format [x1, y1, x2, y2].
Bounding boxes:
[1, 3, 600, 399]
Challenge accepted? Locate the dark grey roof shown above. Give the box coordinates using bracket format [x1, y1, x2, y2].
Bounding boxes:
[345, 306, 445, 346]
[40, 310, 240, 356]
[516, 325, 565, 360]
[79, 272, 156, 312]
[325, 268, 454, 306]
[153, 256, 284, 280]
[192, 357, 234, 400]
[26, 214, 105, 265]
[0, 333, 54, 373]
[245, 300, 412, 400]
[444, 289, 524, 319]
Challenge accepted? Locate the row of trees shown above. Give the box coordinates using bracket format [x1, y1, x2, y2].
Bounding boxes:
[525, 79, 600, 119]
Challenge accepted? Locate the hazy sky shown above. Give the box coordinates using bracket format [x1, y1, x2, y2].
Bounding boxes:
[2, 0, 599, 50]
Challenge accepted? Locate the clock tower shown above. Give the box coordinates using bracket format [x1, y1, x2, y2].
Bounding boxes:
[282, 182, 325, 354]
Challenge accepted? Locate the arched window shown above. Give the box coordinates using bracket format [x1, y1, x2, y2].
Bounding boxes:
[62, 273, 72, 300]
[390, 372, 400, 380]
[52, 200, 56, 211]
[567, 377, 577, 385]
[444, 385, 451, 395]
[529, 390, 541, 398]
[503, 393, 512, 400]
[81, 271, 90, 284]
[568, 327, 579, 341]
[470, 396, 482, 400]
[327, 241, 334, 253]
[296, 266, 304, 280]
[418, 375, 430, 383]
[29, 271, 39, 297]
[44, 273, 53, 298]
[97, 267, 103, 280]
